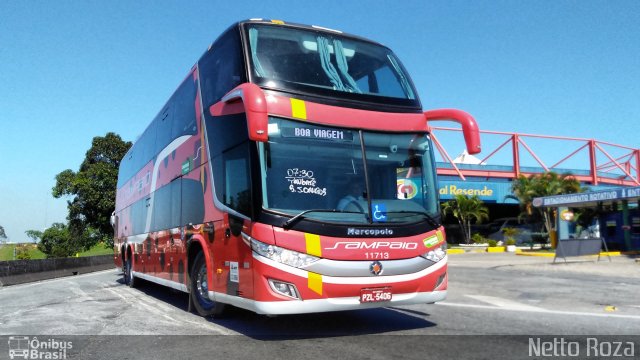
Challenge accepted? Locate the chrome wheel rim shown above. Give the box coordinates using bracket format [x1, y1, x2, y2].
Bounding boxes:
[195, 264, 213, 306]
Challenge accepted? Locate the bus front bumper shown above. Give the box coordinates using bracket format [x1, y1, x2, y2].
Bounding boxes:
[209, 289, 446, 315]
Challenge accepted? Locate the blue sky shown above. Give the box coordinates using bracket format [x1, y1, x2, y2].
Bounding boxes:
[1, 1, 639, 243]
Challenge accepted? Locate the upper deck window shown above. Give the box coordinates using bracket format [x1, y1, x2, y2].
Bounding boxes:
[245, 24, 420, 109]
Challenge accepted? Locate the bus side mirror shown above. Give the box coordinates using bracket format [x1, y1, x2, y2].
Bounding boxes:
[424, 108, 481, 154]
[209, 83, 269, 142]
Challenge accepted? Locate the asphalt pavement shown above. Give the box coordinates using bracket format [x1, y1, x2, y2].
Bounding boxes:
[1, 252, 638, 359]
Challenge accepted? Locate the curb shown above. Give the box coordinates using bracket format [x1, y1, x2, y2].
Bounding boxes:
[514, 249, 622, 257]
[447, 249, 465, 255]
[515, 251, 555, 257]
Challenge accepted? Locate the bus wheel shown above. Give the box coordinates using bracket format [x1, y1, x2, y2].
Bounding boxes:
[190, 251, 226, 317]
[124, 256, 137, 288]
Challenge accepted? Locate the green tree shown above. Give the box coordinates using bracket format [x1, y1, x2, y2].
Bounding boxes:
[510, 171, 583, 236]
[37, 223, 78, 258]
[52, 132, 131, 249]
[0, 225, 6, 242]
[441, 194, 490, 244]
[25, 230, 43, 243]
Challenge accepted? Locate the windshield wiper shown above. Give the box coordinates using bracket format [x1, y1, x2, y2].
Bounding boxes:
[282, 209, 361, 230]
[386, 211, 441, 228]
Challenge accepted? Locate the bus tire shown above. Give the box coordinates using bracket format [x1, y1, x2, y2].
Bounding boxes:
[190, 251, 226, 317]
[124, 255, 137, 288]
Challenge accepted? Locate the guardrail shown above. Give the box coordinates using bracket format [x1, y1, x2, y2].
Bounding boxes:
[0, 255, 115, 287]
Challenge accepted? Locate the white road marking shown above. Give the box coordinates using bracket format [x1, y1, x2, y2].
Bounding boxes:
[104, 287, 128, 301]
[68, 285, 93, 302]
[465, 295, 543, 311]
[439, 301, 640, 320]
[135, 298, 178, 322]
[143, 296, 179, 314]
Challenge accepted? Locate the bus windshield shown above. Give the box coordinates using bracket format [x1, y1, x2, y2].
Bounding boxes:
[259, 117, 439, 225]
[245, 24, 419, 107]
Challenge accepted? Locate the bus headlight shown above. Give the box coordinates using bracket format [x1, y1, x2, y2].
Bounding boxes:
[421, 242, 447, 263]
[248, 235, 320, 268]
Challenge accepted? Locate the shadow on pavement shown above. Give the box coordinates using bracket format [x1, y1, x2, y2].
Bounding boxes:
[118, 276, 437, 339]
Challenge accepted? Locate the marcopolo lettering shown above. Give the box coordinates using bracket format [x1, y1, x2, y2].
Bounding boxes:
[347, 228, 394, 236]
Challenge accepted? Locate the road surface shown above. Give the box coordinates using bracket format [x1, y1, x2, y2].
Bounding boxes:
[1, 253, 638, 359]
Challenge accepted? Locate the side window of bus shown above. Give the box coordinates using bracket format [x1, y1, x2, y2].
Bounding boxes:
[207, 113, 252, 217]
[171, 76, 198, 140]
[199, 28, 245, 107]
[154, 106, 173, 154]
[137, 120, 157, 170]
[151, 179, 182, 231]
[223, 145, 251, 216]
[117, 150, 133, 188]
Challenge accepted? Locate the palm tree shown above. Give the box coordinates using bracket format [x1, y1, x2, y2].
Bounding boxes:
[510, 171, 583, 236]
[441, 194, 489, 244]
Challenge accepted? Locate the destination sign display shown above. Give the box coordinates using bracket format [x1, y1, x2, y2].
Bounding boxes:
[281, 126, 354, 141]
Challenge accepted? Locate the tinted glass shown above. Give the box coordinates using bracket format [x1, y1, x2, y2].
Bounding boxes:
[171, 76, 198, 139]
[154, 106, 173, 154]
[139, 121, 157, 168]
[246, 24, 419, 108]
[199, 27, 245, 107]
[223, 144, 252, 215]
[259, 117, 438, 225]
[151, 180, 182, 231]
[181, 178, 205, 225]
[205, 112, 253, 217]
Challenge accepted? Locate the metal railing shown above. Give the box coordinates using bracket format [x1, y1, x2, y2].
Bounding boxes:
[431, 127, 640, 186]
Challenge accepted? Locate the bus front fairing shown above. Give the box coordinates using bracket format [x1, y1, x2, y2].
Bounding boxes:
[236, 117, 450, 314]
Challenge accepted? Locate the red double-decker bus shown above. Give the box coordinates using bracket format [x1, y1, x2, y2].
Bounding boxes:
[113, 19, 480, 316]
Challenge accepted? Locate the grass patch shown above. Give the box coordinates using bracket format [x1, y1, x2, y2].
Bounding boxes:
[0, 243, 112, 261]
[0, 244, 46, 261]
[0, 244, 14, 260]
[77, 243, 113, 257]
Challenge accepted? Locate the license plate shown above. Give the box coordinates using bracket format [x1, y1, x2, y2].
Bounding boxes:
[360, 287, 392, 303]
